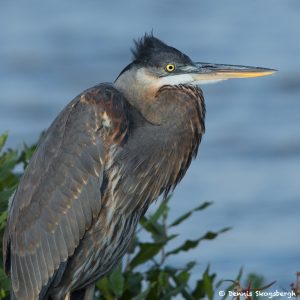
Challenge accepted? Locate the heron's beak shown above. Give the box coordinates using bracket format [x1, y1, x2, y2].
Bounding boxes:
[184, 62, 276, 84]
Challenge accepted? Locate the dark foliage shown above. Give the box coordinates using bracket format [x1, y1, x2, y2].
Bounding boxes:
[0, 133, 275, 299]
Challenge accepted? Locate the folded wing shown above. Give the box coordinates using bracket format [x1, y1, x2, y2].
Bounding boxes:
[3, 84, 130, 299]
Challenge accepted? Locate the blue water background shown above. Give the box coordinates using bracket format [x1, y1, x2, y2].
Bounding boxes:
[1, 0, 300, 292]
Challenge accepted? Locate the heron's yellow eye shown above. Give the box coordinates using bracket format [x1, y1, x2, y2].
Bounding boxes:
[165, 64, 176, 73]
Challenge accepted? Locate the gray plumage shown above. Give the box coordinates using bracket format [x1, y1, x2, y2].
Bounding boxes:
[4, 81, 204, 299]
[3, 33, 274, 299]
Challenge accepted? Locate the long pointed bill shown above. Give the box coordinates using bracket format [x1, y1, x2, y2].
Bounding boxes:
[158, 62, 276, 86]
[188, 62, 276, 83]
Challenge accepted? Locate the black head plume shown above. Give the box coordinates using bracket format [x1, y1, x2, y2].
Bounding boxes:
[131, 33, 192, 66]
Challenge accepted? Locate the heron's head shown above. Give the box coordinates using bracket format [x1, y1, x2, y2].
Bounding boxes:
[114, 33, 276, 101]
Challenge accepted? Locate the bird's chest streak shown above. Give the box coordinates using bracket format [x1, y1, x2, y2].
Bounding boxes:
[70, 89, 204, 286]
[59, 202, 142, 293]
[58, 94, 204, 292]
[109, 119, 202, 216]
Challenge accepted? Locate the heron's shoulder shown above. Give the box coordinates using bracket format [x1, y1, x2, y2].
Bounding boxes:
[78, 83, 130, 107]
[73, 83, 131, 143]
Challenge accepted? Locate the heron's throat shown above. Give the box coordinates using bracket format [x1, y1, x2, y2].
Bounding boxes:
[115, 67, 154, 92]
[115, 72, 183, 126]
[114, 67, 206, 128]
[114, 68, 168, 123]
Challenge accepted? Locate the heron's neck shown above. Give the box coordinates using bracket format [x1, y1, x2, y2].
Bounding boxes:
[109, 84, 205, 217]
[114, 67, 205, 127]
[114, 69, 169, 124]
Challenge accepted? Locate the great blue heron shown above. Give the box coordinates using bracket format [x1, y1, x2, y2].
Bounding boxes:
[3, 34, 275, 300]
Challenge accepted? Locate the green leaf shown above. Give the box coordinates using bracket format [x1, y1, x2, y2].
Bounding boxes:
[0, 267, 10, 292]
[146, 266, 161, 283]
[184, 261, 197, 272]
[17, 143, 37, 168]
[125, 272, 143, 294]
[168, 239, 199, 256]
[140, 216, 165, 239]
[245, 272, 265, 289]
[192, 265, 216, 300]
[166, 269, 194, 300]
[0, 186, 15, 203]
[108, 264, 124, 297]
[130, 242, 165, 269]
[166, 233, 179, 242]
[131, 284, 154, 300]
[0, 132, 8, 153]
[0, 211, 8, 231]
[126, 235, 139, 255]
[0, 156, 18, 182]
[166, 227, 231, 257]
[149, 198, 170, 223]
[217, 267, 243, 299]
[177, 270, 190, 285]
[203, 266, 214, 300]
[96, 277, 114, 300]
[158, 271, 170, 288]
[169, 202, 213, 227]
[161, 284, 186, 300]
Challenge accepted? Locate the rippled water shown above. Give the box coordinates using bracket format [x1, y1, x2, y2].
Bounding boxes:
[1, 0, 299, 292]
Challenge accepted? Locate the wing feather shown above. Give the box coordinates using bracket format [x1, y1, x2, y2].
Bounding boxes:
[36, 243, 48, 284]
[11, 253, 19, 291]
[3, 84, 130, 299]
[31, 248, 42, 290]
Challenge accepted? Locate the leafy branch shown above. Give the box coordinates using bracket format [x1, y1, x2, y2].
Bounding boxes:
[0, 133, 280, 300]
